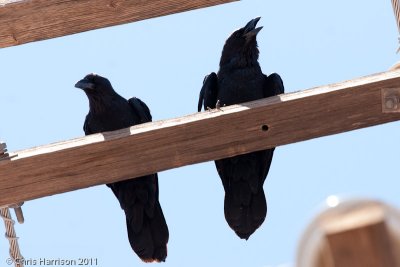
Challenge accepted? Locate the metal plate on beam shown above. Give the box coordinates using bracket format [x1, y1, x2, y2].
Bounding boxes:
[382, 88, 400, 113]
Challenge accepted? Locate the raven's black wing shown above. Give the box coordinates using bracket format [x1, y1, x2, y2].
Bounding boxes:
[260, 148, 275, 184]
[126, 96, 169, 262]
[128, 97, 152, 123]
[260, 72, 284, 183]
[83, 113, 92, 135]
[263, 73, 284, 97]
[198, 72, 219, 111]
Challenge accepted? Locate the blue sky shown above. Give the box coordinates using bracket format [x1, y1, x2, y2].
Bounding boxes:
[1, 0, 399, 266]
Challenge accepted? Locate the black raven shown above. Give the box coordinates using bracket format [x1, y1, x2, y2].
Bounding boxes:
[198, 17, 284, 239]
[75, 73, 169, 262]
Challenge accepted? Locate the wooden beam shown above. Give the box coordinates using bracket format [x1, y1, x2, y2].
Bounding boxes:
[326, 221, 397, 267]
[0, 0, 238, 49]
[301, 201, 399, 267]
[1, 70, 400, 206]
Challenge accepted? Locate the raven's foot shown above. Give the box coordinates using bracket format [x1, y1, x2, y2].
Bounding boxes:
[206, 100, 224, 112]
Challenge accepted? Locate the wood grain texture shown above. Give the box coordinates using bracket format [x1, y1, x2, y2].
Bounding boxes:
[1, 70, 400, 206]
[0, 0, 238, 48]
[325, 218, 397, 267]
[300, 200, 400, 267]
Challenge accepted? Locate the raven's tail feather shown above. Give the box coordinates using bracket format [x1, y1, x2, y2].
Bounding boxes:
[108, 175, 169, 263]
[126, 200, 169, 262]
[224, 183, 267, 240]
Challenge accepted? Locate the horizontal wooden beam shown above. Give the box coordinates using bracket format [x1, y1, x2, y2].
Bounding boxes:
[1, 70, 400, 206]
[0, 0, 237, 49]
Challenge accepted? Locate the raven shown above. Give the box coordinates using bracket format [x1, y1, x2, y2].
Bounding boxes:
[198, 17, 284, 239]
[75, 73, 169, 262]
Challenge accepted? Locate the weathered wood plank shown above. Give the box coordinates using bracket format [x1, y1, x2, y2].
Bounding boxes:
[1, 70, 400, 206]
[326, 221, 397, 267]
[300, 201, 400, 267]
[320, 202, 398, 267]
[0, 0, 238, 48]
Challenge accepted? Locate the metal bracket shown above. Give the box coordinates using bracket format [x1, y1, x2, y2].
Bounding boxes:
[382, 88, 400, 113]
[8, 203, 24, 224]
[0, 142, 17, 162]
[0, 142, 24, 224]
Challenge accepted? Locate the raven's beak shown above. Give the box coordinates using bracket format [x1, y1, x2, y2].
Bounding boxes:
[75, 78, 95, 90]
[243, 17, 263, 38]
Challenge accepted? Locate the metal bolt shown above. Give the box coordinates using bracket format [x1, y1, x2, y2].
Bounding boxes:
[382, 88, 400, 113]
[385, 95, 399, 110]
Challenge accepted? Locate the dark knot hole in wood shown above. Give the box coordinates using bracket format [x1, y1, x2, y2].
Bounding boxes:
[261, 124, 269, 132]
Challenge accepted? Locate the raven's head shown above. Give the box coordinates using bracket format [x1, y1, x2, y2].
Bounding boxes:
[75, 73, 117, 113]
[75, 73, 115, 95]
[220, 17, 263, 67]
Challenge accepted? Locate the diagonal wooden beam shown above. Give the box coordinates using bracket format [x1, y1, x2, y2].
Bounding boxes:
[1, 69, 400, 207]
[0, 0, 238, 49]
